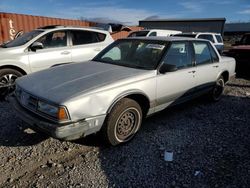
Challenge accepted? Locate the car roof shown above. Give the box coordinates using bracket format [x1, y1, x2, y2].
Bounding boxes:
[133, 29, 180, 32]
[123, 36, 210, 42]
[36, 25, 110, 34]
[179, 32, 221, 35]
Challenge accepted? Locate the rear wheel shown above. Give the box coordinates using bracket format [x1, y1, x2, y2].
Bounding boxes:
[210, 76, 225, 101]
[101, 98, 142, 146]
[0, 69, 23, 99]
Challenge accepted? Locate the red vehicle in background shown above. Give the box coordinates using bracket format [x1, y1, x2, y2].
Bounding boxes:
[225, 33, 250, 75]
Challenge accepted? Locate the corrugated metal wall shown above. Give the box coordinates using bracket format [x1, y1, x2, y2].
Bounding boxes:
[0, 12, 96, 44]
[139, 19, 226, 35]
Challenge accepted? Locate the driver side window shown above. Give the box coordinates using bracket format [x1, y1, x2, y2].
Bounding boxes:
[36, 31, 67, 49]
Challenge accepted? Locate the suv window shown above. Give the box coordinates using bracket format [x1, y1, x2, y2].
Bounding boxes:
[215, 35, 223, 43]
[37, 31, 67, 49]
[163, 42, 192, 69]
[71, 30, 106, 45]
[197, 34, 215, 43]
[193, 42, 212, 65]
[149, 32, 157, 36]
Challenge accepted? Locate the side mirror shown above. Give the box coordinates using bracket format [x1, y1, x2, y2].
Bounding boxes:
[30, 42, 44, 51]
[159, 63, 177, 74]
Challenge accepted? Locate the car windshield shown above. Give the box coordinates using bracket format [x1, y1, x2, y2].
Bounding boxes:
[1, 30, 44, 48]
[128, 31, 150, 37]
[93, 39, 168, 70]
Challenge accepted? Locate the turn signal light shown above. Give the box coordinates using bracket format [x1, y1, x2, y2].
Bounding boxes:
[58, 107, 68, 121]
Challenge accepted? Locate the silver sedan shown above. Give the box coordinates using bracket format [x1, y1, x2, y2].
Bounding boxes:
[9, 37, 236, 146]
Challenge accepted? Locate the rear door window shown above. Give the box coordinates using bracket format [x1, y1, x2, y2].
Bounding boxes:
[71, 30, 106, 45]
[208, 44, 219, 62]
[193, 42, 213, 65]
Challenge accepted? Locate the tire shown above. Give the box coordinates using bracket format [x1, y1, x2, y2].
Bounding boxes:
[101, 98, 143, 146]
[209, 75, 225, 101]
[0, 68, 23, 99]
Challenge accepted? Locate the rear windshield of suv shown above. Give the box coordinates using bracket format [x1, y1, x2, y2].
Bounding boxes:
[215, 35, 223, 43]
[198, 34, 215, 43]
[128, 31, 150, 37]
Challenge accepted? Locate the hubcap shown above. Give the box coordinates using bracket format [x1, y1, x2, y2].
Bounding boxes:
[115, 108, 140, 142]
[0, 74, 18, 97]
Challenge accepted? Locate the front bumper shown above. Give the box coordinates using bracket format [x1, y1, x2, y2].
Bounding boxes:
[9, 96, 106, 141]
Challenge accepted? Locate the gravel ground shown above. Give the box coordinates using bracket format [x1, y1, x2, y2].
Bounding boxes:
[0, 76, 249, 188]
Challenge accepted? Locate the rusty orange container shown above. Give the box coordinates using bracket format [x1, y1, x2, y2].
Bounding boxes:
[0, 12, 96, 44]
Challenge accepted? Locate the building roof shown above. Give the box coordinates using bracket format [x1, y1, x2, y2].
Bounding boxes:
[139, 18, 226, 22]
[224, 23, 250, 33]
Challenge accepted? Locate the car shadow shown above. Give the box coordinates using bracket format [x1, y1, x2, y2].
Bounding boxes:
[0, 101, 49, 147]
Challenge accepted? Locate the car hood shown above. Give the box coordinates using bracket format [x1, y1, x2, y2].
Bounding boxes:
[17, 61, 151, 104]
[0, 46, 25, 58]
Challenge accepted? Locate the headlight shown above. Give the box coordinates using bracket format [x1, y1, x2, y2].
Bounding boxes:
[37, 101, 69, 121]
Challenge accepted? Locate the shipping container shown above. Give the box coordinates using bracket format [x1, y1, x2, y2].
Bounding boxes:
[0, 12, 96, 44]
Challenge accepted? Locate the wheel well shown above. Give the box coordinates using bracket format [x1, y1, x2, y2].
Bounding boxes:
[125, 94, 150, 118]
[221, 71, 229, 83]
[0, 65, 27, 75]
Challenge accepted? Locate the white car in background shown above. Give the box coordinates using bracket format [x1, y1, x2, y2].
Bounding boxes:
[128, 29, 182, 37]
[0, 25, 113, 98]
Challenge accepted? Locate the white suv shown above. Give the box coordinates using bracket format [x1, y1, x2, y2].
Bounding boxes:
[0, 25, 113, 97]
[128, 29, 182, 37]
[174, 32, 224, 54]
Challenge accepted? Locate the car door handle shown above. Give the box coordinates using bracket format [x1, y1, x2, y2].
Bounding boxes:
[61, 51, 70, 55]
[213, 65, 219, 68]
[188, 70, 196, 73]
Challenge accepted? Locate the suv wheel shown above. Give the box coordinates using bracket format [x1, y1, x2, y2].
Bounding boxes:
[102, 98, 142, 146]
[0, 69, 23, 99]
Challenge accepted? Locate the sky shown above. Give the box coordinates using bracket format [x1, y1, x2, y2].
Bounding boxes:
[0, 0, 250, 25]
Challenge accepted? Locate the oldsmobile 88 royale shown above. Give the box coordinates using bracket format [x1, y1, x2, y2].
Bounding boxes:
[9, 37, 236, 146]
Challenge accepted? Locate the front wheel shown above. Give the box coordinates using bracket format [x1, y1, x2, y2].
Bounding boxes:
[210, 76, 225, 101]
[0, 69, 23, 99]
[102, 98, 142, 146]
